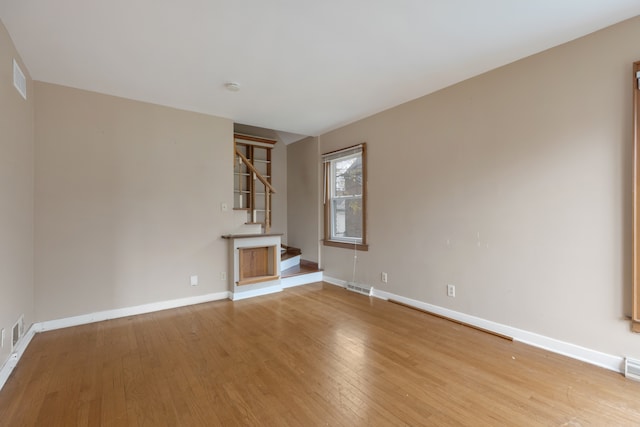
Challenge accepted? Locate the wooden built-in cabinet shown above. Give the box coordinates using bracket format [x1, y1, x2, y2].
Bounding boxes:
[238, 245, 277, 286]
[222, 233, 282, 300]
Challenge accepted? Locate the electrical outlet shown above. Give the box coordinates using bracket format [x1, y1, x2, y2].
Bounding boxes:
[220, 271, 227, 281]
[381, 272, 388, 283]
[190, 275, 198, 286]
[447, 284, 456, 297]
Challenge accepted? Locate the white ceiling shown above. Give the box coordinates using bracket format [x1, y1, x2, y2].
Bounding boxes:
[1, 1, 639, 138]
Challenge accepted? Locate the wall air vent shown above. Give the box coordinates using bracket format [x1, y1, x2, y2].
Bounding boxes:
[11, 315, 24, 351]
[11, 322, 19, 350]
[13, 59, 27, 100]
[346, 282, 371, 296]
[625, 357, 640, 382]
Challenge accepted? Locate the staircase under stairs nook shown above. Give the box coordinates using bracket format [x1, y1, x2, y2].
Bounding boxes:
[228, 208, 322, 288]
[280, 245, 323, 288]
[231, 133, 322, 289]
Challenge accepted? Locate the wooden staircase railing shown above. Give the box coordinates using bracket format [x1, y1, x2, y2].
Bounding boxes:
[235, 149, 276, 233]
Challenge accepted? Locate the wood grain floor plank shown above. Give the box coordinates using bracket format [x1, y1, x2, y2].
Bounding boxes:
[2, 282, 640, 425]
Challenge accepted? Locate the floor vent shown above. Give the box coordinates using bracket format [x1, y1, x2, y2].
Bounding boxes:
[625, 357, 640, 381]
[346, 283, 371, 296]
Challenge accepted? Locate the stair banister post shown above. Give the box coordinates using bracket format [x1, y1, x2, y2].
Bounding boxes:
[265, 190, 271, 234]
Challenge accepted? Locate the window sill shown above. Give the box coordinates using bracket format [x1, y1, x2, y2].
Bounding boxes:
[323, 240, 369, 251]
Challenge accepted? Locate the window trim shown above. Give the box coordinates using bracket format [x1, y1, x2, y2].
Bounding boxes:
[322, 143, 368, 251]
[633, 61, 640, 332]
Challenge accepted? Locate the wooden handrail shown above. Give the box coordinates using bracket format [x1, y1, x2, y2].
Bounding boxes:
[235, 150, 276, 194]
[236, 148, 275, 233]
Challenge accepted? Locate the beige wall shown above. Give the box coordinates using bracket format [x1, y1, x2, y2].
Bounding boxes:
[35, 83, 233, 321]
[0, 20, 34, 366]
[318, 17, 640, 358]
[5, 7, 640, 370]
[287, 137, 320, 262]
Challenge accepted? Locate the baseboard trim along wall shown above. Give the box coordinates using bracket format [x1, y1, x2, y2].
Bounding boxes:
[230, 285, 283, 301]
[0, 278, 624, 393]
[0, 324, 37, 391]
[323, 276, 624, 373]
[0, 291, 231, 392]
[35, 291, 232, 332]
[231, 270, 324, 299]
[281, 271, 323, 289]
[0, 273, 328, 391]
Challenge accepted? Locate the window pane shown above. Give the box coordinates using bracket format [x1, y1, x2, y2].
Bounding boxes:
[333, 154, 362, 198]
[332, 198, 346, 237]
[331, 196, 362, 241]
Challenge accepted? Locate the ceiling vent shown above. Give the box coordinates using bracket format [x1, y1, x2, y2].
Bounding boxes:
[13, 59, 27, 100]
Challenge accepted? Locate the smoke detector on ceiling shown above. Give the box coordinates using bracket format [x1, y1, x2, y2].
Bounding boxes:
[224, 82, 241, 92]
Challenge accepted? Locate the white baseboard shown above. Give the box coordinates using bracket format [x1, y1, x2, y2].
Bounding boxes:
[232, 271, 324, 298]
[323, 276, 349, 288]
[370, 288, 623, 373]
[0, 291, 231, 392]
[231, 285, 282, 301]
[0, 323, 37, 391]
[36, 291, 231, 333]
[322, 276, 623, 373]
[2, 279, 624, 395]
[282, 271, 323, 289]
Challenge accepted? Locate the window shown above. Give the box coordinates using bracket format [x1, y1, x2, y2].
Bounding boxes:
[323, 143, 368, 251]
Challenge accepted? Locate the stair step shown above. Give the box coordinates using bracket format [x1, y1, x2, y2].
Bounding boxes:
[281, 254, 300, 271]
[281, 261, 323, 289]
[281, 260, 322, 278]
[281, 245, 302, 258]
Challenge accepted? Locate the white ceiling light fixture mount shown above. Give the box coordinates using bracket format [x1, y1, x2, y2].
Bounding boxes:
[224, 82, 241, 92]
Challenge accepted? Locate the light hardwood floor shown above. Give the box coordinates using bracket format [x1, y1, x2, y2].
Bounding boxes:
[1, 282, 640, 426]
